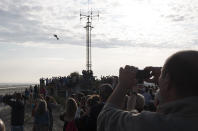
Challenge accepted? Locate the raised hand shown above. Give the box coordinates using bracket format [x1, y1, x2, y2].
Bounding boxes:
[118, 65, 138, 89]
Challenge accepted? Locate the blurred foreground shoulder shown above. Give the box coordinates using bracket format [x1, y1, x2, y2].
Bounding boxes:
[97, 103, 156, 131]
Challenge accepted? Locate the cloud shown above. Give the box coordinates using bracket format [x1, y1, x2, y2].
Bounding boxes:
[166, 15, 185, 22]
[0, 0, 198, 49]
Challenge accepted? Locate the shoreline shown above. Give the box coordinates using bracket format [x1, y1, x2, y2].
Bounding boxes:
[0, 87, 27, 95]
[0, 85, 31, 95]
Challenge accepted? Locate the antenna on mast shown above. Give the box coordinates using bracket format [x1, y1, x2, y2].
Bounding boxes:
[80, 0, 99, 73]
[88, 0, 90, 12]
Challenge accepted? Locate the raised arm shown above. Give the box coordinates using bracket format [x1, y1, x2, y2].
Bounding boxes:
[106, 65, 137, 108]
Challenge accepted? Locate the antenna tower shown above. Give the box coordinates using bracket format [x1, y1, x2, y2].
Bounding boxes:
[80, 1, 99, 73]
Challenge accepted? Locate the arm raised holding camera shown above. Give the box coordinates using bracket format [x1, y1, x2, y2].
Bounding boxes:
[98, 66, 140, 131]
[106, 65, 137, 108]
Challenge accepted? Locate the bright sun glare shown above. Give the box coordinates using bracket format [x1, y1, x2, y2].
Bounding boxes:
[122, 2, 164, 31]
[111, 1, 174, 44]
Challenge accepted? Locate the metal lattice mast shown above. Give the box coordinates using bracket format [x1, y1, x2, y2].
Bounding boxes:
[80, 4, 99, 73]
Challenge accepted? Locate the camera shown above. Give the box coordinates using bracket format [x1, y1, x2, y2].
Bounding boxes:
[136, 69, 150, 83]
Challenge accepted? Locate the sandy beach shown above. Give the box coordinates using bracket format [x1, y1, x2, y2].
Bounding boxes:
[0, 103, 63, 131]
[0, 84, 64, 131]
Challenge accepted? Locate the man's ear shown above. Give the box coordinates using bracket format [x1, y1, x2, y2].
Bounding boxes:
[164, 73, 172, 91]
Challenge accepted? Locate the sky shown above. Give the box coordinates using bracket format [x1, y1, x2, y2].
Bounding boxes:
[0, 0, 198, 83]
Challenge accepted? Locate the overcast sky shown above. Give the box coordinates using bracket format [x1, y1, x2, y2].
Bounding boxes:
[0, 0, 198, 83]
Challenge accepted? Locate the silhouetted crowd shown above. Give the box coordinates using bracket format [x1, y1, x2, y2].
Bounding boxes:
[0, 82, 159, 131]
[1, 50, 198, 131]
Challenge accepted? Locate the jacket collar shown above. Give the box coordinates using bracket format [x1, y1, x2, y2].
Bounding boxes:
[157, 96, 198, 116]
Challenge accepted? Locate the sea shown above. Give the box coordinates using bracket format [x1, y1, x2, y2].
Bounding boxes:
[0, 83, 33, 95]
[0, 83, 34, 111]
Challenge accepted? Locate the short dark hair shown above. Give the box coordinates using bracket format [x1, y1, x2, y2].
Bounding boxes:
[99, 84, 113, 102]
[15, 93, 22, 100]
[163, 50, 198, 97]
